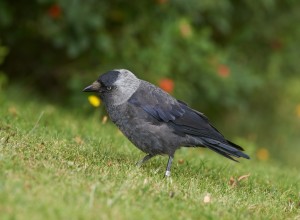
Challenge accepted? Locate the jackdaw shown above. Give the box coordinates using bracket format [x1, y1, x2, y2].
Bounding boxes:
[83, 69, 250, 177]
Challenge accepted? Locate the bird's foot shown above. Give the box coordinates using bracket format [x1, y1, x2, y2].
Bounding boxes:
[164, 171, 173, 184]
[135, 161, 143, 167]
[164, 170, 171, 178]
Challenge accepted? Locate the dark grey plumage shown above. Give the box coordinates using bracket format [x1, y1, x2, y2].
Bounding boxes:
[83, 69, 250, 177]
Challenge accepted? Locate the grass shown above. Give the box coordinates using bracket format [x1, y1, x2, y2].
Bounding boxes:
[0, 88, 300, 220]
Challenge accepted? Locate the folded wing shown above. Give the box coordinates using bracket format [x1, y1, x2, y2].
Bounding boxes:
[128, 81, 249, 161]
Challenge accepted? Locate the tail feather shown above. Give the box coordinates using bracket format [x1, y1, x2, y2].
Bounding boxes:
[226, 140, 245, 151]
[202, 138, 250, 161]
[205, 145, 239, 162]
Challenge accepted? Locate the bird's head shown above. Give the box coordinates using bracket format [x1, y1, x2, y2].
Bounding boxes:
[83, 69, 140, 106]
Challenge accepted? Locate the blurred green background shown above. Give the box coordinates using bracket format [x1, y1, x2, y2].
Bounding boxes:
[1, 0, 300, 167]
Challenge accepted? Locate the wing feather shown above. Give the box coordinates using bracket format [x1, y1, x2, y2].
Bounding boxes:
[128, 81, 249, 160]
[128, 81, 223, 140]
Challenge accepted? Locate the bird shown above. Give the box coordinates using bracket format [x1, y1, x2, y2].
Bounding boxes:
[83, 69, 250, 177]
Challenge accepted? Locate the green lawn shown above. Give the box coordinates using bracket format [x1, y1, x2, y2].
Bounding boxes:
[0, 88, 299, 220]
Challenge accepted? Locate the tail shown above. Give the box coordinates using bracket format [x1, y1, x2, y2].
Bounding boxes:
[201, 138, 250, 162]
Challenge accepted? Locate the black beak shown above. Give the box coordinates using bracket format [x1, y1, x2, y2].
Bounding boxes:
[83, 81, 101, 92]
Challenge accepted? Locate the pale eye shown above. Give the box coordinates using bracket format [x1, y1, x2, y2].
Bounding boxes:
[107, 86, 112, 90]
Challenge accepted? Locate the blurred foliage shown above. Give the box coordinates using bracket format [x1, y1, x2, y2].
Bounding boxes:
[0, 0, 300, 166]
[0, 40, 8, 91]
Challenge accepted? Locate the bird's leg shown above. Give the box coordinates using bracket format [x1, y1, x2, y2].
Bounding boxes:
[164, 156, 174, 177]
[136, 154, 154, 167]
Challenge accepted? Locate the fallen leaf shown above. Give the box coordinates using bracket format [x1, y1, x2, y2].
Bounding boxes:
[178, 159, 184, 164]
[203, 194, 211, 203]
[74, 136, 84, 145]
[229, 176, 237, 187]
[229, 174, 250, 187]
[238, 174, 250, 182]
